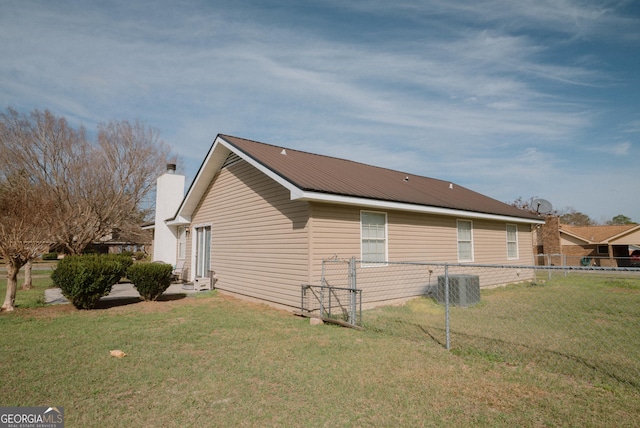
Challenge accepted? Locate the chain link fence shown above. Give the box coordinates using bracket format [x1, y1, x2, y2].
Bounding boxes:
[537, 253, 640, 268]
[311, 258, 640, 391]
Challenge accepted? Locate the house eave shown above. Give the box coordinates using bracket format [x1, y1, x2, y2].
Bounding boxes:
[606, 225, 640, 243]
[170, 136, 233, 223]
[166, 215, 191, 226]
[293, 190, 545, 224]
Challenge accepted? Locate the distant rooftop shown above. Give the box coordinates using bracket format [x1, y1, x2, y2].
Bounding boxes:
[560, 224, 640, 243]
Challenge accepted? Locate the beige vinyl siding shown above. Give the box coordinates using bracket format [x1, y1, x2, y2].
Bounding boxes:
[389, 213, 534, 265]
[308, 204, 537, 268]
[308, 203, 361, 285]
[309, 206, 536, 305]
[388, 211, 459, 262]
[518, 224, 535, 265]
[190, 159, 310, 309]
[472, 220, 508, 264]
[452, 220, 534, 285]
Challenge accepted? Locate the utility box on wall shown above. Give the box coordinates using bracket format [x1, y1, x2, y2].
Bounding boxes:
[437, 274, 480, 307]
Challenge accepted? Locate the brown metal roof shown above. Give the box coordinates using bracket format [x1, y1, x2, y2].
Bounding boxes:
[219, 135, 541, 221]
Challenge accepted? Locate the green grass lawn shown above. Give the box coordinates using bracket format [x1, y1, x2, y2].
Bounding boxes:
[0, 275, 51, 309]
[1, 274, 639, 427]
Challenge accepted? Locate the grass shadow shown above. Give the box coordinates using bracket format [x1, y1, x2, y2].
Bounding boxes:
[156, 293, 188, 301]
[93, 293, 188, 309]
[94, 297, 143, 309]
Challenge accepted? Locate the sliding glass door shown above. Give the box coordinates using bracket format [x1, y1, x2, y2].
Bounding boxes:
[195, 226, 211, 278]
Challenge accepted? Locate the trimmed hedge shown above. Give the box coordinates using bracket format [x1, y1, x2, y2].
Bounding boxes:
[126, 262, 173, 301]
[42, 252, 59, 261]
[51, 254, 133, 309]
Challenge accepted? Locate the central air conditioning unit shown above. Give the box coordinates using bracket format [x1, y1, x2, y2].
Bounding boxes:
[436, 274, 480, 307]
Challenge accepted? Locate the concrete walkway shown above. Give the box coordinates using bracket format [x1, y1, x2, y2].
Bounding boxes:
[45, 282, 202, 305]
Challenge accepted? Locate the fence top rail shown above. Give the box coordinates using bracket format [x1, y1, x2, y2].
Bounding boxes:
[302, 284, 362, 292]
[352, 260, 640, 272]
[539, 253, 638, 260]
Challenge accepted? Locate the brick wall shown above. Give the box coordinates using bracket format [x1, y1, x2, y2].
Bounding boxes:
[541, 216, 562, 265]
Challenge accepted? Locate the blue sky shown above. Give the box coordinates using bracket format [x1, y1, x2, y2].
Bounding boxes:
[2, 0, 639, 222]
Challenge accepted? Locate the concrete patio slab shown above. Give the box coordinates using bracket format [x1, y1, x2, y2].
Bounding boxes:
[45, 282, 203, 305]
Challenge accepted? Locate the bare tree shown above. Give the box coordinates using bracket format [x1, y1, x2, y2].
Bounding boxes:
[0, 110, 58, 308]
[90, 119, 173, 249]
[509, 196, 557, 216]
[21, 260, 33, 290]
[510, 196, 540, 215]
[48, 119, 173, 254]
[0, 176, 54, 311]
[1, 107, 176, 308]
[1, 108, 175, 257]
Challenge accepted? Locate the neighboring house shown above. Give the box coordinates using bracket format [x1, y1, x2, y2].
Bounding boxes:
[48, 229, 150, 257]
[84, 229, 151, 256]
[150, 134, 543, 310]
[539, 216, 640, 267]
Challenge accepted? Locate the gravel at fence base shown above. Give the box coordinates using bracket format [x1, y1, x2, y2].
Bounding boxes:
[45, 282, 200, 305]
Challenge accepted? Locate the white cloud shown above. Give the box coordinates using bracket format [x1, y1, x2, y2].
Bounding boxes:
[1, 0, 638, 222]
[620, 119, 640, 133]
[612, 141, 632, 155]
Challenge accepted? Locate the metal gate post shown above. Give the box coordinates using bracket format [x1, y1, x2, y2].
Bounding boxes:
[445, 264, 451, 351]
[320, 260, 326, 318]
[349, 256, 357, 325]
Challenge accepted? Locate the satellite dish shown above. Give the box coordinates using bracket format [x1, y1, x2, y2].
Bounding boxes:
[532, 198, 553, 215]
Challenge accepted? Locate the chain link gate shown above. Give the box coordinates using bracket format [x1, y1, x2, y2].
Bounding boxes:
[300, 257, 362, 327]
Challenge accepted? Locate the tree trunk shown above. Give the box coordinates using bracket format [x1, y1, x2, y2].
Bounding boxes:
[2, 261, 20, 312]
[21, 259, 33, 290]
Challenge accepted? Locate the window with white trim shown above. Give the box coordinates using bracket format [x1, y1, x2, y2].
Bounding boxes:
[506, 224, 518, 259]
[457, 220, 473, 262]
[177, 226, 187, 260]
[361, 211, 387, 264]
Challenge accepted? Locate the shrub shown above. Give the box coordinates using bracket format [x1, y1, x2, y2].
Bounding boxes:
[126, 262, 174, 301]
[133, 251, 147, 261]
[42, 252, 58, 261]
[102, 253, 134, 276]
[51, 254, 131, 309]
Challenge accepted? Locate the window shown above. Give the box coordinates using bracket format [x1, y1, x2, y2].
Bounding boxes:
[361, 211, 387, 264]
[457, 220, 473, 262]
[177, 227, 187, 260]
[506, 224, 518, 259]
[597, 245, 609, 255]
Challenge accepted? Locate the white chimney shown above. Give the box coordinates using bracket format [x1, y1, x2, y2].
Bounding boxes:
[152, 165, 185, 265]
